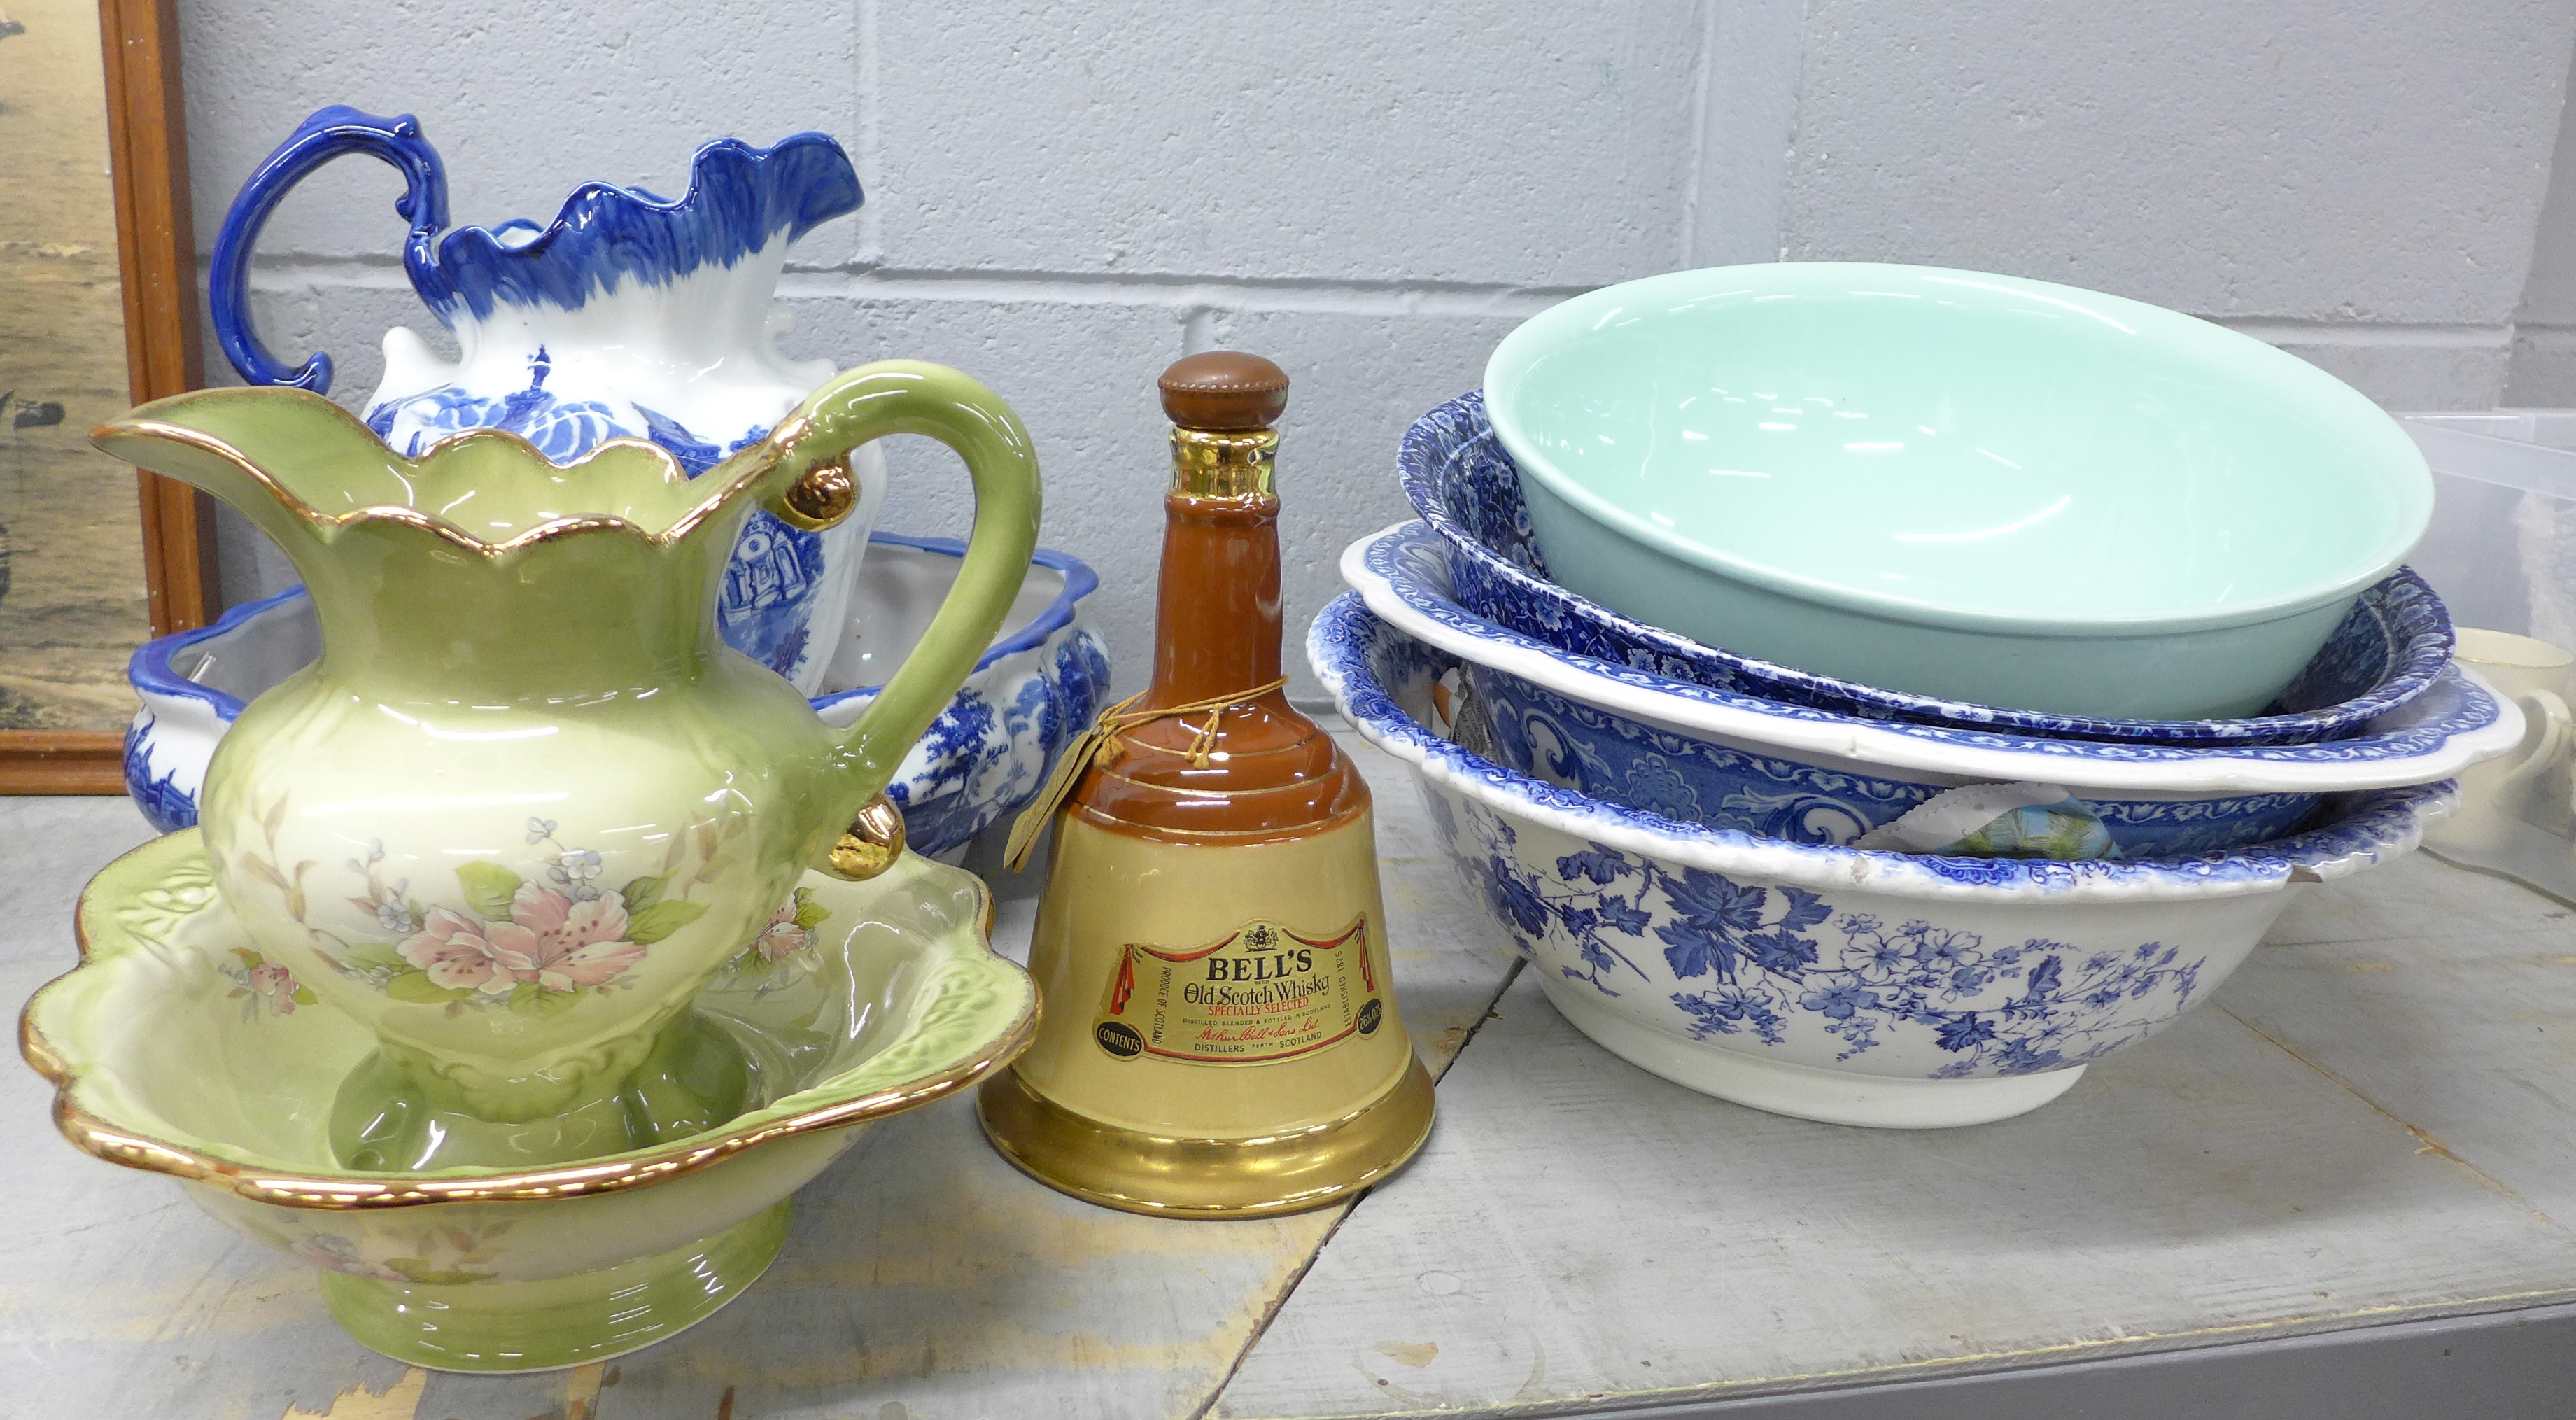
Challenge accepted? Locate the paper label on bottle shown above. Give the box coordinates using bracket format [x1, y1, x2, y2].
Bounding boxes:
[1093, 915, 1381, 1065]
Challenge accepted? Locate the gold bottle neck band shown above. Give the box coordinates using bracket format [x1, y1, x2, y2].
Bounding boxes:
[1169, 426, 1278, 498]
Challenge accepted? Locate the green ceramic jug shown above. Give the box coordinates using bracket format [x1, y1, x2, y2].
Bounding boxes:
[93, 361, 1041, 1169]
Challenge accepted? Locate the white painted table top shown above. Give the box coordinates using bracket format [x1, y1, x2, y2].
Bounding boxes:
[5, 729, 2574, 1419]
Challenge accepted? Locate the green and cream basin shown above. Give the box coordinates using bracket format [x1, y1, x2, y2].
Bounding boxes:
[20, 830, 1036, 1373]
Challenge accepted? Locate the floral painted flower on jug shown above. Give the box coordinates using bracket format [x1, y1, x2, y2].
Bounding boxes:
[395, 891, 644, 999]
[231, 801, 738, 1018]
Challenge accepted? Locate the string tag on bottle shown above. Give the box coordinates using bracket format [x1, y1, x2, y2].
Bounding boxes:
[1003, 675, 1290, 871]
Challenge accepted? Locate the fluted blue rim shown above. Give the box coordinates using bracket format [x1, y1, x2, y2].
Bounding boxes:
[1397, 390, 2456, 746]
[1357, 519, 2503, 774]
[126, 582, 309, 718]
[1309, 591, 2453, 899]
[211, 107, 861, 391]
[423, 130, 859, 322]
[129, 533, 1099, 724]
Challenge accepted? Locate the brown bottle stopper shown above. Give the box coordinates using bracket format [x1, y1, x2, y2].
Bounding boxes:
[1159, 351, 1289, 430]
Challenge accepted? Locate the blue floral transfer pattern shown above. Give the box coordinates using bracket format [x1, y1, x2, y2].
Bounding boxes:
[715, 515, 828, 680]
[1311, 590, 2452, 901]
[1311, 591, 2453, 1086]
[842, 625, 1111, 856]
[806, 540, 1111, 857]
[1472, 659, 2323, 856]
[1396, 391, 2456, 747]
[123, 712, 197, 834]
[365, 348, 619, 462]
[1356, 518, 2510, 778]
[1454, 800, 2207, 1076]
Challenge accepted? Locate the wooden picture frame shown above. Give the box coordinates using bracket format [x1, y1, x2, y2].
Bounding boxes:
[0, 0, 214, 794]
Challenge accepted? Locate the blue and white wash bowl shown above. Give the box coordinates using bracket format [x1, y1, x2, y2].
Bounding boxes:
[1310, 592, 2455, 1127]
[1400, 391, 2456, 747]
[126, 535, 1112, 862]
[1348, 521, 2515, 857]
[211, 105, 878, 694]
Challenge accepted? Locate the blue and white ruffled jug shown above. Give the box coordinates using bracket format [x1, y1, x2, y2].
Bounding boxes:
[211, 105, 880, 693]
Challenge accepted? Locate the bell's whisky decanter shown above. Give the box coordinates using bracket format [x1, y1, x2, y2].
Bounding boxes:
[979, 352, 1435, 1217]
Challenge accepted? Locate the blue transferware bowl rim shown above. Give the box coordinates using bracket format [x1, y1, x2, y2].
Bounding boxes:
[129, 530, 1099, 723]
[1481, 262, 2435, 635]
[1308, 590, 2454, 904]
[1346, 519, 2520, 794]
[1398, 390, 2455, 745]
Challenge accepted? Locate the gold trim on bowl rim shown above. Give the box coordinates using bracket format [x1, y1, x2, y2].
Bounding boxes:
[20, 831, 1040, 1210]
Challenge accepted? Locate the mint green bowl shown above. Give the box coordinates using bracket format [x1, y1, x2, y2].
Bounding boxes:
[1482, 263, 2435, 719]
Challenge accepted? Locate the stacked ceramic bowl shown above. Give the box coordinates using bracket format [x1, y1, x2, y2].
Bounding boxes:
[1318, 262, 2523, 1128]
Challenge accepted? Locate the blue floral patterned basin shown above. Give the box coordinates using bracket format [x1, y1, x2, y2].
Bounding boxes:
[1399, 391, 2454, 746]
[1350, 519, 2512, 858]
[1470, 660, 2321, 857]
[127, 535, 1111, 860]
[1309, 591, 2454, 1127]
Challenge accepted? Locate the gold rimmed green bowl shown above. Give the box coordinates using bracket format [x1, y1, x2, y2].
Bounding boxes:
[18, 830, 1036, 1374]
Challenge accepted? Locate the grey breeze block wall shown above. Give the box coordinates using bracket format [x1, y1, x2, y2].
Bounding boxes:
[187, 0, 2576, 701]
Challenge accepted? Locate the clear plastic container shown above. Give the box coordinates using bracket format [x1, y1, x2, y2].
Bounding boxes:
[2402, 410, 2576, 640]
[2401, 410, 2576, 902]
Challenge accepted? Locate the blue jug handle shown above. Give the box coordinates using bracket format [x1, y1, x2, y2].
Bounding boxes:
[209, 105, 451, 394]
